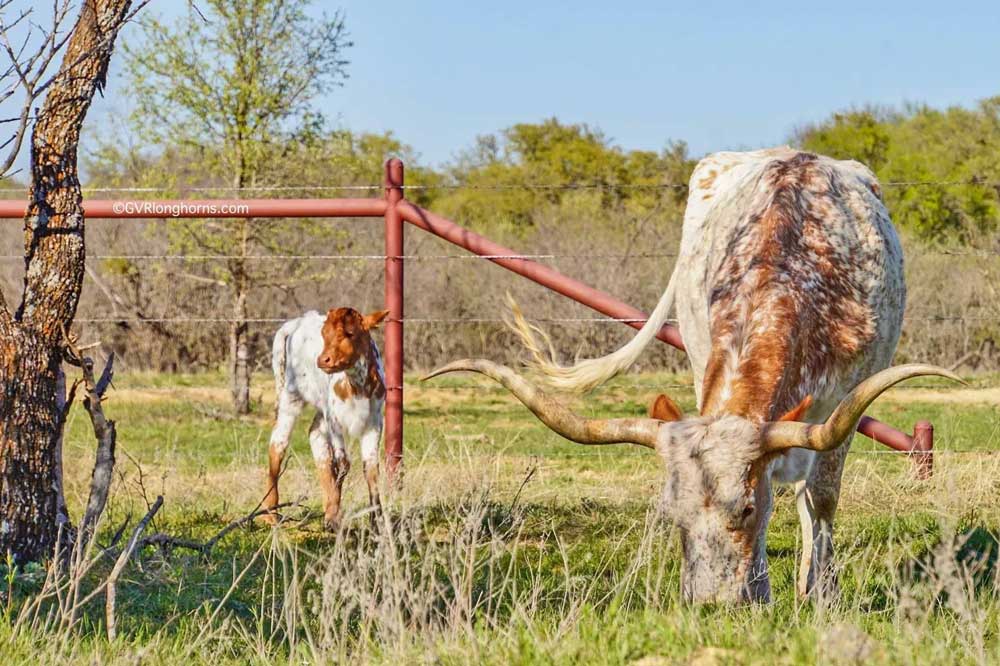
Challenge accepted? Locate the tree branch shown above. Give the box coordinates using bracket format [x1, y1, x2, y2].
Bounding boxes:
[64, 332, 117, 546]
[105, 494, 161, 641]
[137, 500, 300, 558]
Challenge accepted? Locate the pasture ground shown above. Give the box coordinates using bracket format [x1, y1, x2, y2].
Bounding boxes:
[2, 370, 1000, 665]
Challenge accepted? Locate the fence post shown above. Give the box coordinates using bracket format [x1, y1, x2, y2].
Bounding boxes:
[911, 420, 933, 480]
[383, 159, 405, 483]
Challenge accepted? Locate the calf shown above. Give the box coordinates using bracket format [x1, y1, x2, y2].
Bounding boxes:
[263, 307, 389, 530]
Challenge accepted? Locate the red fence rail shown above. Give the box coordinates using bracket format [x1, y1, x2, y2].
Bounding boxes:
[0, 159, 936, 479]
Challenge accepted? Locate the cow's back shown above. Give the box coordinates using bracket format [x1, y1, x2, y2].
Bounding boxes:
[276, 311, 331, 409]
[674, 148, 905, 413]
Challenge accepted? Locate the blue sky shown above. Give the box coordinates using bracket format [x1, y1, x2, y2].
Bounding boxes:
[304, 0, 1000, 166]
[20, 1, 1000, 171]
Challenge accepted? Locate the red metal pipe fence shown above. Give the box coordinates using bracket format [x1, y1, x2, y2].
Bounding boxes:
[383, 159, 405, 480]
[0, 159, 936, 479]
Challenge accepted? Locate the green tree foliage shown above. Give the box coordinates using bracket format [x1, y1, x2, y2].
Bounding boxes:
[434, 118, 695, 234]
[795, 100, 1000, 241]
[290, 129, 443, 206]
[99, 0, 352, 412]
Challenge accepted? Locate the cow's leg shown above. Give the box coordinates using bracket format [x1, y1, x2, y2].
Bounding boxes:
[795, 438, 850, 599]
[263, 390, 302, 524]
[360, 426, 383, 527]
[311, 414, 349, 531]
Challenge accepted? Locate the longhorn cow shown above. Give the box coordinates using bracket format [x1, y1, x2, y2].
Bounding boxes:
[426, 148, 960, 603]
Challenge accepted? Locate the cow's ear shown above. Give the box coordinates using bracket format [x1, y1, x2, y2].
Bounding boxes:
[362, 309, 391, 330]
[649, 394, 683, 421]
[778, 395, 813, 422]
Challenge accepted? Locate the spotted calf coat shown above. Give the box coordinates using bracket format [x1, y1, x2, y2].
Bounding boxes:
[264, 310, 386, 530]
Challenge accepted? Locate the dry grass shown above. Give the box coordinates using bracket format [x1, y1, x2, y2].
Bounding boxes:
[2, 370, 999, 664]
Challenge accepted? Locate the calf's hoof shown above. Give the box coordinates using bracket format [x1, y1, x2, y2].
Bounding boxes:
[367, 506, 382, 532]
[323, 514, 342, 533]
[259, 508, 281, 526]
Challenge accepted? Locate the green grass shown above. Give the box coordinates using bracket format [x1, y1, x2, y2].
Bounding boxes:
[2, 371, 1000, 665]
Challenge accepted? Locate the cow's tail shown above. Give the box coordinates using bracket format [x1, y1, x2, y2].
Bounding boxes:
[271, 319, 296, 415]
[507, 262, 681, 393]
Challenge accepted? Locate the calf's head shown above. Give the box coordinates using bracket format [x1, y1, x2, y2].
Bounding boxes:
[424, 360, 960, 604]
[317, 307, 389, 373]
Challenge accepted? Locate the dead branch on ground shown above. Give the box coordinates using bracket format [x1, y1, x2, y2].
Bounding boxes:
[105, 494, 162, 641]
[63, 326, 117, 549]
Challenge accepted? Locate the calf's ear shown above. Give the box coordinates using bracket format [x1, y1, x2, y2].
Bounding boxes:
[362, 309, 391, 330]
[649, 394, 683, 421]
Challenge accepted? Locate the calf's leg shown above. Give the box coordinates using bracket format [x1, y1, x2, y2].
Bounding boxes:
[360, 427, 383, 527]
[311, 414, 349, 531]
[263, 390, 302, 524]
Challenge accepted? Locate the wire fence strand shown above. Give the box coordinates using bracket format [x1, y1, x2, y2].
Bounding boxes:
[0, 252, 679, 261]
[3, 250, 999, 259]
[0, 178, 998, 194]
[67, 315, 1000, 324]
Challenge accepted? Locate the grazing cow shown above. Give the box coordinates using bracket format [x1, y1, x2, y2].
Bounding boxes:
[425, 148, 960, 603]
[264, 307, 389, 530]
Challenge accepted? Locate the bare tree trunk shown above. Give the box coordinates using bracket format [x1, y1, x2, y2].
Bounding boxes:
[226, 153, 252, 413]
[0, 0, 135, 563]
[230, 282, 250, 414]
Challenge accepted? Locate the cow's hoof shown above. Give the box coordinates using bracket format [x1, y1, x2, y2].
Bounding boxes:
[799, 572, 840, 603]
[259, 509, 281, 526]
[323, 516, 342, 533]
[334, 459, 351, 483]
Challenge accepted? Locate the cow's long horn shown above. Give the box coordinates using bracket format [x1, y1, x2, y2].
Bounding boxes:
[422, 359, 662, 449]
[761, 364, 964, 452]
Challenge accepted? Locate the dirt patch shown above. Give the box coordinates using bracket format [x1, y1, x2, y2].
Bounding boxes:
[114, 386, 233, 404]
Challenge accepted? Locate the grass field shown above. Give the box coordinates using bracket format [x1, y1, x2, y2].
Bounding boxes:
[2, 370, 1000, 665]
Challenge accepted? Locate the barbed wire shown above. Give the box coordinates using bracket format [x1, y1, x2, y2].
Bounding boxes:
[68, 315, 1000, 324]
[114, 382, 699, 392]
[0, 252, 679, 261]
[0, 178, 996, 194]
[408, 383, 968, 391]
[417, 448, 1000, 458]
[432, 448, 1000, 457]
[71, 316, 672, 324]
[4, 250, 998, 260]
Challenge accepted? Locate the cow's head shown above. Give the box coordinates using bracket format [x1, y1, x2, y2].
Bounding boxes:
[318, 307, 389, 374]
[646, 393, 815, 603]
[424, 360, 960, 604]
